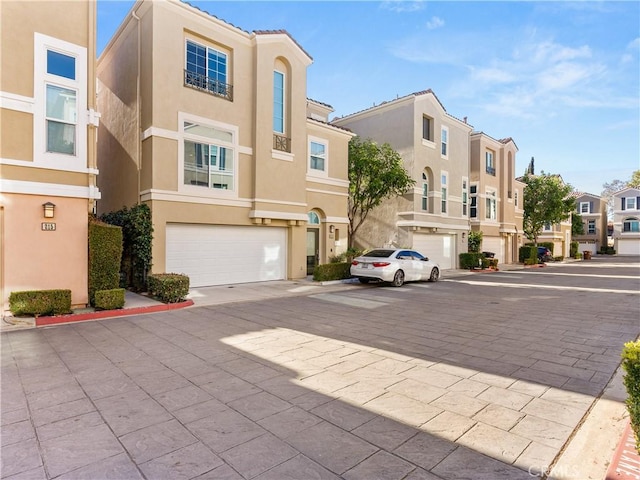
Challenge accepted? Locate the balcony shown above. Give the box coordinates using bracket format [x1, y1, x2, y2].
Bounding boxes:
[184, 70, 233, 101]
[273, 133, 291, 153]
[486, 166, 496, 176]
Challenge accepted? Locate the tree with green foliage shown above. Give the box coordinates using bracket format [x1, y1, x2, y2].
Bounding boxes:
[630, 169, 640, 188]
[347, 137, 415, 249]
[522, 172, 575, 245]
[468, 231, 483, 253]
[571, 212, 585, 237]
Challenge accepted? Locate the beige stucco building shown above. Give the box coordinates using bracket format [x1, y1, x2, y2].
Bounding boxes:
[333, 90, 472, 269]
[97, 0, 353, 287]
[612, 187, 640, 255]
[570, 192, 607, 254]
[0, 1, 100, 313]
[469, 132, 524, 264]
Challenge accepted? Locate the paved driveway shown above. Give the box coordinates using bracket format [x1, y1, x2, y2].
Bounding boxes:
[2, 257, 639, 479]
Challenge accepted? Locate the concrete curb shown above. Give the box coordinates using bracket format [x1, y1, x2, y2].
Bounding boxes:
[35, 299, 194, 327]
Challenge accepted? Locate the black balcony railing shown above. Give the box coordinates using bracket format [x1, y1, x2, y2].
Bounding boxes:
[486, 166, 496, 176]
[273, 133, 291, 153]
[184, 70, 233, 101]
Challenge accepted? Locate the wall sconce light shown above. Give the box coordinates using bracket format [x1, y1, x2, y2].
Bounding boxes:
[43, 202, 56, 218]
[329, 225, 335, 234]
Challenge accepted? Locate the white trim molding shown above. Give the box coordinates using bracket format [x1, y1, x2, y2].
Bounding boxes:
[0, 91, 35, 113]
[0, 179, 101, 199]
[0, 157, 98, 175]
[305, 176, 349, 188]
[250, 210, 308, 221]
[306, 188, 349, 197]
[139, 189, 252, 207]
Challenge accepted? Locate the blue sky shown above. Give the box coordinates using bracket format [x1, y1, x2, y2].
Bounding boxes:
[97, 1, 640, 196]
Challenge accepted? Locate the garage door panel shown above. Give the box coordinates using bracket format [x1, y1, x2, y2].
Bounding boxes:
[413, 233, 454, 270]
[482, 237, 504, 264]
[166, 224, 286, 287]
[617, 239, 640, 255]
[578, 242, 597, 254]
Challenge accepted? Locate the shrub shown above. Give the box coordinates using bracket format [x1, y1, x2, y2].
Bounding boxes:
[147, 273, 189, 303]
[570, 241, 579, 258]
[487, 258, 499, 269]
[622, 341, 640, 454]
[607, 247, 616, 255]
[553, 256, 564, 262]
[313, 263, 351, 281]
[459, 252, 484, 269]
[9, 290, 71, 317]
[101, 204, 153, 292]
[94, 288, 125, 310]
[88, 220, 123, 306]
[519, 245, 537, 264]
[574, 252, 583, 259]
[468, 231, 483, 253]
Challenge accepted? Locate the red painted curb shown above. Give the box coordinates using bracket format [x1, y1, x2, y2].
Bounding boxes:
[36, 299, 194, 327]
[469, 268, 500, 273]
[605, 420, 640, 480]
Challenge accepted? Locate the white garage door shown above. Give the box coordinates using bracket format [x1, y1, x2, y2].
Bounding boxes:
[166, 224, 287, 287]
[482, 236, 504, 264]
[617, 239, 640, 255]
[413, 233, 455, 270]
[578, 242, 597, 254]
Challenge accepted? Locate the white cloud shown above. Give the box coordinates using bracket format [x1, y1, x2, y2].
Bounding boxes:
[426, 16, 444, 30]
[381, 1, 425, 13]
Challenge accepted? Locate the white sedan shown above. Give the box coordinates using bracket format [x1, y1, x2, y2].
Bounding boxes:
[350, 249, 440, 287]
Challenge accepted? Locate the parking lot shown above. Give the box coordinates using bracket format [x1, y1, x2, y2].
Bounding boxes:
[2, 256, 639, 479]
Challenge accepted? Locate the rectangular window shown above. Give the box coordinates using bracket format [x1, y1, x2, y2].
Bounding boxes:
[626, 197, 637, 210]
[309, 141, 326, 172]
[273, 71, 285, 133]
[441, 173, 447, 214]
[46, 84, 77, 155]
[580, 202, 590, 213]
[47, 50, 75, 80]
[422, 116, 433, 141]
[485, 191, 496, 220]
[470, 185, 477, 218]
[587, 220, 596, 234]
[514, 190, 519, 207]
[185, 40, 229, 99]
[183, 120, 235, 192]
[462, 179, 468, 216]
[544, 222, 552, 231]
[441, 126, 448, 157]
[485, 151, 495, 175]
[623, 220, 640, 232]
[422, 181, 428, 211]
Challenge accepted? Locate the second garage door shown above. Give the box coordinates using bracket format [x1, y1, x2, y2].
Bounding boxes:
[413, 233, 455, 270]
[166, 224, 287, 287]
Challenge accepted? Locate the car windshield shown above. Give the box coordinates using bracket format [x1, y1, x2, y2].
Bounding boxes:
[363, 249, 396, 258]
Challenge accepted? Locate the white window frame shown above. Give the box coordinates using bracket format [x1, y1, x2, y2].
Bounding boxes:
[307, 136, 328, 177]
[470, 184, 478, 218]
[544, 222, 553, 231]
[441, 126, 449, 158]
[580, 202, 590, 214]
[178, 112, 239, 198]
[462, 177, 468, 217]
[441, 171, 448, 214]
[184, 39, 229, 98]
[34, 33, 87, 171]
[421, 172, 428, 211]
[485, 189, 497, 220]
[623, 217, 640, 233]
[485, 150, 495, 175]
[587, 219, 596, 234]
[625, 197, 637, 210]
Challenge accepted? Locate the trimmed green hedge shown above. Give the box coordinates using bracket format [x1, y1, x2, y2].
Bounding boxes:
[9, 290, 71, 317]
[519, 245, 538, 265]
[148, 273, 189, 303]
[313, 263, 351, 281]
[94, 288, 125, 310]
[459, 252, 484, 269]
[89, 221, 123, 306]
[622, 341, 640, 454]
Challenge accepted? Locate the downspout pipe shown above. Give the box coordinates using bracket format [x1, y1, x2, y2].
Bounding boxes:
[132, 7, 142, 204]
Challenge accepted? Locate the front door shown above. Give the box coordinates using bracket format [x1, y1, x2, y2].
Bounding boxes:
[306, 228, 319, 275]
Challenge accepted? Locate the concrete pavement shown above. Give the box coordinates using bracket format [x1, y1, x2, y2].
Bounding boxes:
[1, 256, 638, 479]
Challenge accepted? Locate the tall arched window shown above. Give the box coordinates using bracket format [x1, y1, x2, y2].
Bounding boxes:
[421, 172, 428, 211]
[308, 211, 320, 225]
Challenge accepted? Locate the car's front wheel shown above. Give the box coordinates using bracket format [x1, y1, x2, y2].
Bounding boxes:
[391, 270, 404, 287]
[429, 267, 439, 282]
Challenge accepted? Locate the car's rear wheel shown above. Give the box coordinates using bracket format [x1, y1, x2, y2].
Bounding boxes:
[429, 267, 439, 282]
[358, 278, 370, 284]
[391, 270, 404, 287]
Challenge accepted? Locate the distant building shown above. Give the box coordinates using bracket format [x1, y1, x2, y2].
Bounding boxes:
[612, 187, 640, 255]
[569, 192, 608, 254]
